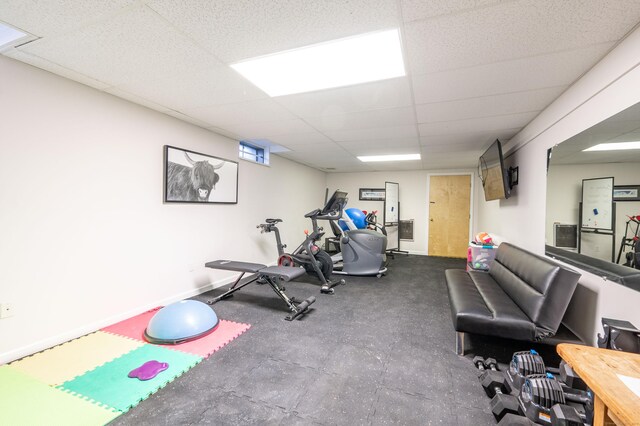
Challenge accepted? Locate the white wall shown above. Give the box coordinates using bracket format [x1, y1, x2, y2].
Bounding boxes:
[476, 26, 640, 344]
[546, 163, 640, 261]
[326, 169, 477, 255]
[0, 57, 326, 363]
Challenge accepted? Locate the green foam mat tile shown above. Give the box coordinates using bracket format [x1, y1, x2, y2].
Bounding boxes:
[58, 344, 202, 412]
[0, 365, 120, 426]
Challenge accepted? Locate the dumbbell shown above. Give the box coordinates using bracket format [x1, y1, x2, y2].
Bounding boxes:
[473, 356, 520, 422]
[507, 350, 587, 395]
[520, 375, 587, 425]
[497, 405, 584, 426]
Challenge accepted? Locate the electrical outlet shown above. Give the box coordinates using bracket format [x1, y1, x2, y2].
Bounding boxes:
[0, 303, 14, 319]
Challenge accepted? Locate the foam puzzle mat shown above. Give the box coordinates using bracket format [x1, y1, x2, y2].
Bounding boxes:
[2, 307, 251, 425]
[0, 366, 120, 426]
[9, 331, 143, 386]
[59, 344, 202, 412]
[102, 308, 251, 358]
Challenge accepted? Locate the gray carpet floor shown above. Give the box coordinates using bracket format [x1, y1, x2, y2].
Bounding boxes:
[110, 255, 498, 425]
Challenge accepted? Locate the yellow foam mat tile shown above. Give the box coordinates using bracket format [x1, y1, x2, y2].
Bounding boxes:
[10, 331, 143, 386]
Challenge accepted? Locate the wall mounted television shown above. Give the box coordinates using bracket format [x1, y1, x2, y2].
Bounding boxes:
[478, 139, 510, 201]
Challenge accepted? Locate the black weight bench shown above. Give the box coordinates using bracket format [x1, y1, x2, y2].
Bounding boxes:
[204, 260, 316, 321]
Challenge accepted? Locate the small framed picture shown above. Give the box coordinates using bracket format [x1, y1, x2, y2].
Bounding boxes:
[164, 145, 238, 204]
[613, 185, 640, 202]
[359, 188, 385, 201]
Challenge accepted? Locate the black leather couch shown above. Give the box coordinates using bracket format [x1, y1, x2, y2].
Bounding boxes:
[445, 243, 581, 355]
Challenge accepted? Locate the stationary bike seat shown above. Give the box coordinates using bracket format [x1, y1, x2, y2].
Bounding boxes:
[265, 218, 282, 224]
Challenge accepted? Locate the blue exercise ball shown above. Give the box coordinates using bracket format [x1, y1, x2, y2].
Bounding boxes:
[144, 300, 219, 345]
[339, 208, 367, 231]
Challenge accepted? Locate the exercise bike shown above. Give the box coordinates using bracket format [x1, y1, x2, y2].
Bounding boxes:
[257, 191, 347, 294]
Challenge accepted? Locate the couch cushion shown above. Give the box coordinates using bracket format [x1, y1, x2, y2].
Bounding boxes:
[490, 243, 581, 338]
[445, 269, 537, 341]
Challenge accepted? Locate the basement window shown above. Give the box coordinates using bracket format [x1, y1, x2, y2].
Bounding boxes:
[239, 141, 269, 165]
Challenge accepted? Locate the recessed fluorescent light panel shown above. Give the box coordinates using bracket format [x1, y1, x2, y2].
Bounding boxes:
[358, 154, 421, 162]
[231, 29, 405, 97]
[583, 141, 640, 151]
[0, 22, 28, 49]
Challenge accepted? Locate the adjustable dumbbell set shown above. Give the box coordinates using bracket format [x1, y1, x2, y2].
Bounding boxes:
[474, 350, 594, 425]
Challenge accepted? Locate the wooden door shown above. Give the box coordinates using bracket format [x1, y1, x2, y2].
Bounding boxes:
[428, 175, 471, 258]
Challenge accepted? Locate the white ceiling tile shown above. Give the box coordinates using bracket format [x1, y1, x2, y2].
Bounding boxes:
[113, 65, 268, 111]
[420, 129, 520, 146]
[146, 0, 400, 63]
[342, 143, 422, 156]
[366, 161, 424, 171]
[184, 99, 298, 127]
[275, 78, 413, 118]
[418, 112, 538, 136]
[404, 0, 640, 74]
[103, 87, 171, 113]
[3, 49, 111, 90]
[20, 5, 222, 87]
[220, 119, 316, 140]
[0, 0, 136, 37]
[305, 107, 416, 132]
[265, 132, 335, 147]
[326, 125, 418, 142]
[338, 137, 420, 149]
[400, 0, 506, 22]
[415, 87, 563, 123]
[411, 43, 612, 104]
[280, 141, 346, 154]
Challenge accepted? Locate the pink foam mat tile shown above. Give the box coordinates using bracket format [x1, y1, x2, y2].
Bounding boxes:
[101, 307, 161, 341]
[101, 307, 250, 358]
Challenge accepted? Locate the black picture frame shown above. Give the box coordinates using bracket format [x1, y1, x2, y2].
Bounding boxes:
[164, 145, 238, 204]
[359, 188, 385, 201]
[613, 185, 640, 202]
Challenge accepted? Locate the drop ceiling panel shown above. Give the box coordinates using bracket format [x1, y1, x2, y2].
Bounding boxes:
[218, 119, 316, 140]
[338, 137, 421, 152]
[400, 0, 505, 23]
[420, 129, 520, 146]
[279, 140, 346, 153]
[104, 87, 171, 113]
[326, 125, 419, 142]
[411, 43, 613, 104]
[423, 141, 485, 153]
[275, 78, 413, 118]
[418, 112, 538, 136]
[2, 1, 638, 173]
[365, 161, 425, 171]
[20, 5, 220, 88]
[265, 132, 335, 147]
[305, 107, 416, 132]
[113, 65, 268, 111]
[3, 49, 111, 90]
[404, 0, 640, 75]
[146, 0, 400, 63]
[415, 87, 563, 124]
[0, 0, 136, 37]
[184, 99, 298, 127]
[342, 145, 422, 157]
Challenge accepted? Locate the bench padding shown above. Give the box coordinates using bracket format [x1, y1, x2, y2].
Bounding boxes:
[446, 243, 581, 342]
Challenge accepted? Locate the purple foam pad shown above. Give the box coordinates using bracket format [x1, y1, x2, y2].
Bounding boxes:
[128, 360, 169, 381]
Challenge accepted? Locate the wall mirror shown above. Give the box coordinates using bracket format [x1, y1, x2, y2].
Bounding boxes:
[546, 102, 640, 290]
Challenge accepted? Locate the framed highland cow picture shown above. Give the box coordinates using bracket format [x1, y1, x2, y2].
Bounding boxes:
[164, 145, 238, 204]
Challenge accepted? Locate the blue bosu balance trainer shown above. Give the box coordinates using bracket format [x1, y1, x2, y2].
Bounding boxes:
[144, 300, 219, 345]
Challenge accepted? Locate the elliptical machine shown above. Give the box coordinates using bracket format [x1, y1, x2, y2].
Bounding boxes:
[328, 196, 388, 278]
[257, 191, 347, 294]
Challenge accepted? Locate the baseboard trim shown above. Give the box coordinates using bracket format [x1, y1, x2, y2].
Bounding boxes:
[0, 276, 236, 364]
